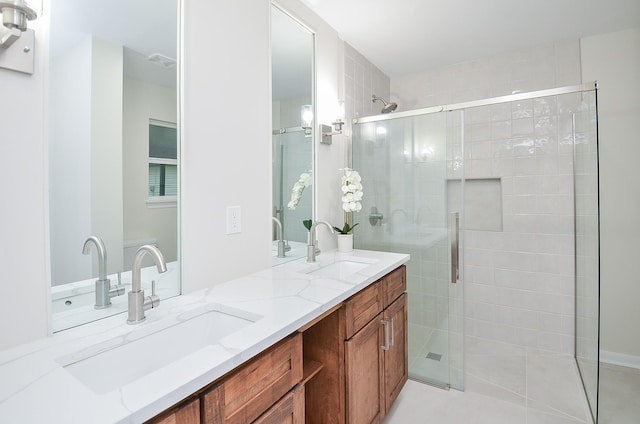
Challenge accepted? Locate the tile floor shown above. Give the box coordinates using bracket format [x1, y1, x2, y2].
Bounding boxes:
[388, 335, 593, 423]
[408, 323, 449, 385]
[390, 340, 640, 423]
[598, 363, 640, 424]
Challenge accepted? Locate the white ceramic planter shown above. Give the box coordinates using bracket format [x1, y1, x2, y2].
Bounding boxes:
[337, 233, 354, 252]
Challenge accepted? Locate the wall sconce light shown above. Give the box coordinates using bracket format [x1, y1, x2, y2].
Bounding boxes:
[321, 100, 345, 145]
[0, 0, 37, 74]
[0, 0, 37, 48]
[301, 104, 313, 137]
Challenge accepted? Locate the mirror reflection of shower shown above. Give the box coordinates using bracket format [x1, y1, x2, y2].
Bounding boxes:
[271, 127, 312, 257]
[372, 94, 398, 113]
[271, 5, 314, 264]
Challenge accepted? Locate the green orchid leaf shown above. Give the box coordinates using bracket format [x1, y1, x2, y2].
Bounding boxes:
[334, 222, 359, 234]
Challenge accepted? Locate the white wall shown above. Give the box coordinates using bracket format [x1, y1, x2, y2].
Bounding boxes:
[180, 0, 272, 292]
[49, 37, 92, 285]
[581, 28, 640, 361]
[90, 37, 124, 276]
[0, 12, 49, 349]
[123, 76, 178, 264]
[50, 36, 124, 284]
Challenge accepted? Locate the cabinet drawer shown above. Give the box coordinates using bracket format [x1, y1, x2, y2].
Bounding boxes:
[147, 397, 200, 424]
[343, 281, 383, 340]
[381, 266, 406, 308]
[202, 334, 303, 424]
[253, 385, 305, 424]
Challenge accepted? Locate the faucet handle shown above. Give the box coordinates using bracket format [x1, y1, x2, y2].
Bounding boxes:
[144, 280, 160, 310]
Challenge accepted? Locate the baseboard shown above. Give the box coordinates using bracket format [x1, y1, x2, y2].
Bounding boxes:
[600, 350, 640, 369]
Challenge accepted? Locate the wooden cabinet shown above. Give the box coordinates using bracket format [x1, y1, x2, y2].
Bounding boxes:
[148, 334, 303, 424]
[304, 265, 407, 424]
[344, 312, 384, 424]
[202, 334, 303, 424]
[147, 266, 406, 424]
[147, 397, 200, 424]
[253, 385, 304, 424]
[382, 294, 408, 413]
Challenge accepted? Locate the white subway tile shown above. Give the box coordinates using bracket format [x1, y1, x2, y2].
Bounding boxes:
[512, 118, 535, 137]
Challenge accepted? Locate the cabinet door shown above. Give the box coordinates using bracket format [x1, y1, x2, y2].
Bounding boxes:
[253, 385, 304, 424]
[345, 312, 384, 424]
[382, 293, 408, 415]
[147, 397, 200, 424]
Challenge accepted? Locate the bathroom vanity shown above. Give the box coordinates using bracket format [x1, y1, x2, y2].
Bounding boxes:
[149, 265, 407, 424]
[0, 250, 408, 423]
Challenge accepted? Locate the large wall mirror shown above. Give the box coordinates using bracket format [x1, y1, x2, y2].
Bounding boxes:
[271, 4, 314, 265]
[49, 0, 180, 331]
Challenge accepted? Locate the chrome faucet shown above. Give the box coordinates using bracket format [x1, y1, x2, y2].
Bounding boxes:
[272, 217, 286, 258]
[127, 245, 167, 324]
[307, 220, 335, 262]
[82, 236, 124, 309]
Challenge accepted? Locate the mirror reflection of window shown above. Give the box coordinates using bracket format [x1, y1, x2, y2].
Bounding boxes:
[148, 120, 178, 200]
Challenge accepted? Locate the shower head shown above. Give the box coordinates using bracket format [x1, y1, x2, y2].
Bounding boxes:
[372, 94, 398, 114]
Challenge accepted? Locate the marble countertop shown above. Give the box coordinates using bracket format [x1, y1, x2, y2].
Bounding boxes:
[0, 249, 408, 423]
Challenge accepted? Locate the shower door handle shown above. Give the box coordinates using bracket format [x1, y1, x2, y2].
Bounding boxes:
[450, 212, 459, 284]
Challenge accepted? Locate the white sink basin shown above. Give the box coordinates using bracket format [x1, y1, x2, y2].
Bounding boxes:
[58, 304, 260, 394]
[307, 260, 372, 279]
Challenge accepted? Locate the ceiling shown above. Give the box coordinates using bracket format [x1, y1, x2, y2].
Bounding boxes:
[301, 0, 640, 77]
[49, 0, 177, 88]
[272, 6, 314, 101]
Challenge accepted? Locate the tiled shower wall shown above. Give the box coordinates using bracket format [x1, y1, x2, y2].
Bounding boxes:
[393, 40, 583, 355]
[344, 42, 391, 124]
[455, 95, 578, 354]
[391, 40, 581, 111]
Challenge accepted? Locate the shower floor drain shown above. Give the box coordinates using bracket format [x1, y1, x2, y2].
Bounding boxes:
[426, 352, 442, 361]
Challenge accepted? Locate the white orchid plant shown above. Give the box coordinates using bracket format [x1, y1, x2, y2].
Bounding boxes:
[334, 168, 363, 234]
[287, 170, 313, 210]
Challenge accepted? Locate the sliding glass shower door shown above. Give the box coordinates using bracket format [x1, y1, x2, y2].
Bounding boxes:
[352, 111, 463, 389]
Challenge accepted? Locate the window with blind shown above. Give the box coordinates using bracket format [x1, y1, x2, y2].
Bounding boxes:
[148, 120, 177, 206]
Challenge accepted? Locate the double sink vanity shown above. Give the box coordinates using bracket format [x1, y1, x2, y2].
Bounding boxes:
[0, 249, 408, 423]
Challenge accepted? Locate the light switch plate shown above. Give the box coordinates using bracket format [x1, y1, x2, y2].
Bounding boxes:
[226, 206, 241, 234]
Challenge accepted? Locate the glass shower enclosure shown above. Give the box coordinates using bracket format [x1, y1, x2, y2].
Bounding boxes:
[272, 127, 313, 260]
[352, 109, 464, 389]
[352, 83, 600, 421]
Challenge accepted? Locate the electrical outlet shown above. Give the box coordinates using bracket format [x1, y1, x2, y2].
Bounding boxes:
[226, 206, 241, 234]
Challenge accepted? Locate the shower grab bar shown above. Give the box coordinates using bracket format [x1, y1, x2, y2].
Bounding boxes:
[450, 212, 459, 284]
